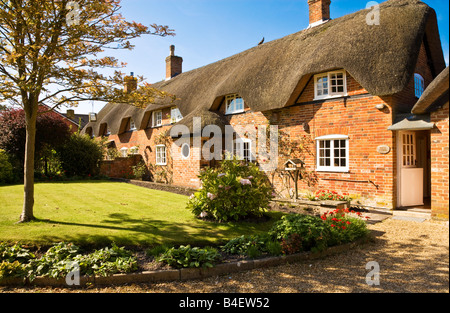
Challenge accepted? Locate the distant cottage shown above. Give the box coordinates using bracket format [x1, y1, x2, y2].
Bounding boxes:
[83, 0, 449, 220]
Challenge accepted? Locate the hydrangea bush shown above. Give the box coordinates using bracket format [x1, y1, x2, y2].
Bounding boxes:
[187, 157, 274, 222]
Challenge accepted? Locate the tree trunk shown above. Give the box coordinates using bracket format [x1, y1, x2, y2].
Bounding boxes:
[18, 103, 38, 223]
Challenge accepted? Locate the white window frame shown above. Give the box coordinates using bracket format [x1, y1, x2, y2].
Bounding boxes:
[171, 107, 183, 123]
[155, 145, 167, 165]
[225, 94, 245, 115]
[233, 138, 253, 162]
[414, 73, 425, 98]
[316, 134, 349, 172]
[314, 71, 348, 100]
[129, 118, 137, 131]
[152, 110, 162, 128]
[120, 147, 128, 158]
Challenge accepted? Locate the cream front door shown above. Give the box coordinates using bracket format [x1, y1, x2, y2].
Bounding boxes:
[398, 131, 424, 207]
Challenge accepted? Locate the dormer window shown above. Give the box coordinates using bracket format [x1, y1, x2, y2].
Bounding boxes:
[171, 107, 183, 123]
[225, 94, 245, 115]
[414, 73, 425, 98]
[314, 71, 347, 100]
[152, 110, 162, 127]
[129, 118, 136, 131]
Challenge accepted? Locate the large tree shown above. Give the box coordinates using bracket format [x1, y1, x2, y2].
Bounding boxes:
[0, 0, 175, 222]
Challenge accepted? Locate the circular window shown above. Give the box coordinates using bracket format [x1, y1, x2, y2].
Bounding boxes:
[181, 143, 190, 159]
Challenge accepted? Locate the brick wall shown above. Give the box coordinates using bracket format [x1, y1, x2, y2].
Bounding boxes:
[430, 101, 449, 219]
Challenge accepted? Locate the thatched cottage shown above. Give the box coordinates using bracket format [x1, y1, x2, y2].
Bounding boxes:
[83, 0, 449, 219]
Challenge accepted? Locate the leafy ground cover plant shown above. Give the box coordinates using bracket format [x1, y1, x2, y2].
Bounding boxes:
[0, 242, 138, 282]
[187, 157, 274, 222]
[156, 245, 222, 269]
[268, 214, 330, 252]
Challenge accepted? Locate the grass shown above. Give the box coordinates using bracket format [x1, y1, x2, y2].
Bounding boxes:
[0, 181, 282, 248]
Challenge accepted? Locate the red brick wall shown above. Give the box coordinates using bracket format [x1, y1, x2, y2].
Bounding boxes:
[430, 101, 449, 219]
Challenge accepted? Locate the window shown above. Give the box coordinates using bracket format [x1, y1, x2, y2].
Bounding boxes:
[414, 73, 425, 98]
[233, 138, 252, 162]
[129, 146, 139, 155]
[152, 110, 162, 127]
[156, 145, 167, 165]
[120, 147, 128, 158]
[225, 94, 245, 115]
[314, 71, 347, 100]
[181, 143, 190, 159]
[401, 132, 416, 168]
[316, 135, 349, 172]
[171, 107, 183, 123]
[129, 118, 136, 131]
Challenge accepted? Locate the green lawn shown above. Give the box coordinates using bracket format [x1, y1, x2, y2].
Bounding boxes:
[0, 181, 281, 247]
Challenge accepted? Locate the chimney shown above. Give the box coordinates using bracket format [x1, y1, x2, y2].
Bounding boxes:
[66, 109, 75, 120]
[124, 72, 137, 93]
[165, 45, 183, 81]
[308, 0, 331, 27]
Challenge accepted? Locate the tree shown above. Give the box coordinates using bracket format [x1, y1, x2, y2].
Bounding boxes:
[0, 0, 175, 222]
[0, 106, 71, 170]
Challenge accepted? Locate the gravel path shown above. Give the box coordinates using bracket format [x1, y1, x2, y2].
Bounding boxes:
[2, 217, 448, 293]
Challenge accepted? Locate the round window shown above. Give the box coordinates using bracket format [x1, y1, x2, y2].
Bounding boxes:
[181, 143, 190, 159]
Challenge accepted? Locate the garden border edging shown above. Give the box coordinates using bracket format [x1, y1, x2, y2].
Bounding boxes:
[0, 235, 373, 288]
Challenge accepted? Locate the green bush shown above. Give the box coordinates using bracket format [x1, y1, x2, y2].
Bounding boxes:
[57, 132, 105, 177]
[0, 261, 28, 281]
[269, 214, 330, 251]
[187, 157, 274, 222]
[156, 245, 222, 269]
[0, 149, 13, 184]
[0, 242, 36, 263]
[320, 209, 370, 246]
[221, 234, 283, 257]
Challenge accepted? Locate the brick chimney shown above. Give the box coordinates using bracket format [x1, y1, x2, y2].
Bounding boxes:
[308, 0, 331, 27]
[124, 72, 137, 93]
[165, 45, 183, 81]
[66, 109, 75, 120]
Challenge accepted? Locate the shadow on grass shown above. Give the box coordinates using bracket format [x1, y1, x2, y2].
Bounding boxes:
[34, 211, 284, 248]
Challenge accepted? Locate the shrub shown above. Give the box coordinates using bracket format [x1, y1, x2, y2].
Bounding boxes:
[321, 209, 370, 246]
[309, 189, 352, 202]
[0, 261, 28, 281]
[187, 157, 274, 222]
[156, 245, 222, 269]
[57, 132, 105, 177]
[221, 234, 283, 257]
[0, 149, 13, 184]
[269, 214, 330, 251]
[0, 243, 36, 263]
[280, 233, 303, 255]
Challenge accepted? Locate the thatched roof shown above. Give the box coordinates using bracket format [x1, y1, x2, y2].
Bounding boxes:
[412, 66, 449, 114]
[83, 0, 446, 136]
[169, 108, 229, 137]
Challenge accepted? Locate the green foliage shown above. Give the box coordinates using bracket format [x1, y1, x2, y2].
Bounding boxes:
[156, 245, 222, 269]
[0, 242, 138, 282]
[0, 149, 13, 184]
[0, 242, 36, 263]
[269, 214, 330, 251]
[132, 160, 147, 179]
[57, 132, 105, 177]
[321, 209, 370, 246]
[187, 157, 274, 222]
[221, 234, 282, 257]
[0, 261, 28, 281]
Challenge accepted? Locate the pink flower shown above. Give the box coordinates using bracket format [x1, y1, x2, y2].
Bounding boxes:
[207, 192, 216, 200]
[240, 179, 252, 186]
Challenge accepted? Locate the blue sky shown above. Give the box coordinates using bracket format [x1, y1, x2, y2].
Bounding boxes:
[72, 0, 449, 114]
